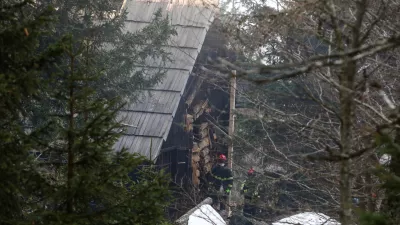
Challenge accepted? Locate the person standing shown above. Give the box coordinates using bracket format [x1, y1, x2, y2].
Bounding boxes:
[208, 154, 233, 211]
[241, 167, 262, 218]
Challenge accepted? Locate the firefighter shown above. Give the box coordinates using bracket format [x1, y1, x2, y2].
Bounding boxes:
[241, 167, 263, 218]
[208, 154, 233, 211]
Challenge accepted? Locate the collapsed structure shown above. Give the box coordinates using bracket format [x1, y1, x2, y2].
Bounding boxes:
[114, 0, 230, 187]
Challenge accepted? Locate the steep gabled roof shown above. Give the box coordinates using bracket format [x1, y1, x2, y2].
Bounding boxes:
[113, 0, 217, 160]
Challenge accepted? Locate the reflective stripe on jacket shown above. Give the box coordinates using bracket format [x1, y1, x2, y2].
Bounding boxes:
[241, 178, 261, 200]
[209, 165, 233, 194]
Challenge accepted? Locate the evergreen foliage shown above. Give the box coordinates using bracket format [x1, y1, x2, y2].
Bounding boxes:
[28, 0, 177, 127]
[360, 128, 400, 225]
[0, 1, 65, 222]
[380, 132, 400, 225]
[1, 0, 176, 224]
[25, 35, 172, 224]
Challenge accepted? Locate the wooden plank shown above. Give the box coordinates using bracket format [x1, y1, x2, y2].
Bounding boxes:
[199, 122, 208, 130]
[126, 91, 181, 114]
[143, 113, 160, 137]
[137, 113, 152, 135]
[200, 128, 208, 138]
[135, 113, 155, 136]
[193, 101, 203, 116]
[192, 142, 200, 153]
[185, 77, 203, 106]
[192, 153, 200, 162]
[131, 112, 144, 131]
[145, 114, 172, 137]
[161, 92, 177, 113]
[160, 114, 173, 140]
[198, 138, 210, 149]
[204, 155, 210, 164]
[205, 162, 212, 173]
[227, 70, 236, 217]
[152, 70, 189, 91]
[172, 71, 190, 91]
[201, 147, 210, 157]
[126, 137, 163, 159]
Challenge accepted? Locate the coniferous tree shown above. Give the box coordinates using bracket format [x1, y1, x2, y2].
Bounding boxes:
[1, 1, 176, 224]
[360, 123, 400, 225]
[0, 0, 65, 223]
[382, 125, 400, 225]
[28, 0, 176, 128]
[25, 35, 172, 224]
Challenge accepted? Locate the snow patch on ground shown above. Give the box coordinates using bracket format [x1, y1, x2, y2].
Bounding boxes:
[272, 212, 340, 225]
[379, 153, 391, 165]
[188, 204, 226, 225]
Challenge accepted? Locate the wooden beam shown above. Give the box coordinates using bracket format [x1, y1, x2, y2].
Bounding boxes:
[227, 70, 236, 217]
[227, 70, 236, 169]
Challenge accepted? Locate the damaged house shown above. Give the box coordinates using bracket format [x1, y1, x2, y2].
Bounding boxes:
[113, 0, 232, 190]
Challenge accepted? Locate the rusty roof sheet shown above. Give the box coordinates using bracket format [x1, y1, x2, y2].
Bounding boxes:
[115, 0, 215, 160]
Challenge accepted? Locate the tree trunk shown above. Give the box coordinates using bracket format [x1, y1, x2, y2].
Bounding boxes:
[339, 2, 366, 223]
[339, 60, 356, 225]
[228, 70, 236, 217]
[67, 55, 75, 213]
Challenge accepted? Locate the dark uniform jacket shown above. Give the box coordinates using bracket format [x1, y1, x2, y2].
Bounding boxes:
[241, 176, 262, 203]
[242, 172, 280, 207]
[209, 164, 233, 194]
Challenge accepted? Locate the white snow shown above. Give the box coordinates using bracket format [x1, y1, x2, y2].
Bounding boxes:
[188, 204, 226, 225]
[379, 154, 391, 165]
[272, 212, 340, 225]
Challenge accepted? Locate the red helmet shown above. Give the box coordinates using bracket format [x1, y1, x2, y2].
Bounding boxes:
[218, 154, 227, 161]
[248, 167, 255, 176]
